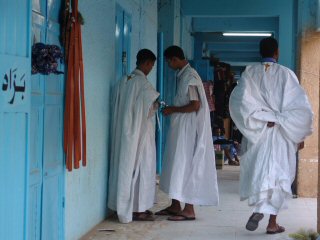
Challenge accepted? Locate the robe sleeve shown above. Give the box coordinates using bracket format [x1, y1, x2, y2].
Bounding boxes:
[229, 69, 272, 144]
[148, 101, 159, 118]
[230, 67, 313, 145]
[138, 81, 160, 119]
[274, 70, 313, 143]
[188, 86, 200, 101]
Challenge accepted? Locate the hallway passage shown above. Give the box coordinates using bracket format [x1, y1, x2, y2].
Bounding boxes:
[81, 166, 316, 240]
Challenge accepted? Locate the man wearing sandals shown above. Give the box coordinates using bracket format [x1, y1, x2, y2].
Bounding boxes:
[157, 46, 219, 221]
[229, 37, 313, 234]
[108, 49, 159, 223]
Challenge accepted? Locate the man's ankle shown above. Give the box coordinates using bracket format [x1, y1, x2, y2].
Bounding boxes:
[171, 200, 181, 209]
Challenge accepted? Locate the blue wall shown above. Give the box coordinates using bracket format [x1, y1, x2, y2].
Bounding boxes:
[158, 0, 194, 104]
[66, 1, 158, 239]
[180, 15, 194, 59]
[298, 0, 320, 34]
[158, 0, 195, 162]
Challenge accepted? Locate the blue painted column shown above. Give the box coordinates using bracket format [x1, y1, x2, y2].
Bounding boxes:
[158, 0, 182, 175]
[156, 32, 164, 174]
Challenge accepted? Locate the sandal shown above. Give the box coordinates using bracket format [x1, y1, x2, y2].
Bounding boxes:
[266, 224, 285, 234]
[132, 212, 155, 221]
[144, 210, 153, 215]
[228, 160, 239, 166]
[245, 213, 264, 231]
[155, 207, 180, 216]
[167, 213, 196, 221]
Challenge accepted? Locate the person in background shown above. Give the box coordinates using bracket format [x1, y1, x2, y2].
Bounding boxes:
[202, 80, 215, 126]
[212, 126, 240, 166]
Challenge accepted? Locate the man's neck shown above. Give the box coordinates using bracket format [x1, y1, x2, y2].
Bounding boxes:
[136, 67, 147, 76]
[178, 60, 188, 70]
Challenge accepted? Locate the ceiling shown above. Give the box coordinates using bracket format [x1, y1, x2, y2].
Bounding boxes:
[191, 16, 279, 66]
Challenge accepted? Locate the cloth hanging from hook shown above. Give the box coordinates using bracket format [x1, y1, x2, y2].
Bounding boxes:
[62, 0, 87, 171]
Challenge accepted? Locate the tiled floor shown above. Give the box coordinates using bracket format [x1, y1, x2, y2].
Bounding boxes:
[81, 166, 317, 240]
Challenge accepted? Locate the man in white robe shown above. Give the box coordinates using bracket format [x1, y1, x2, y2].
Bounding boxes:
[229, 37, 313, 234]
[108, 49, 160, 223]
[157, 46, 219, 221]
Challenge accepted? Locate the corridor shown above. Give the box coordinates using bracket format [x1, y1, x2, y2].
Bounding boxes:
[81, 166, 316, 240]
[1, 1, 319, 239]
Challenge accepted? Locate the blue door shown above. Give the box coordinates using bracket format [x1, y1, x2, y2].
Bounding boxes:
[0, 1, 32, 239]
[29, 0, 65, 239]
[115, 4, 132, 80]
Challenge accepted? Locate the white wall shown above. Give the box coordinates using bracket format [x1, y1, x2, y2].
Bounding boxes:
[65, 0, 158, 239]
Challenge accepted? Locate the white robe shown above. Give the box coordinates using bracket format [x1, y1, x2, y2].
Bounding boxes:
[229, 63, 313, 213]
[108, 69, 160, 223]
[160, 64, 219, 205]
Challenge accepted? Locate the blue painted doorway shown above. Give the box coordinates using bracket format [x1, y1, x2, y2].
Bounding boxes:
[115, 4, 132, 81]
[0, 1, 32, 239]
[29, 0, 65, 239]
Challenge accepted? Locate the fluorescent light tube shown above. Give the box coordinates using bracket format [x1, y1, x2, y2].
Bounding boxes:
[223, 33, 272, 37]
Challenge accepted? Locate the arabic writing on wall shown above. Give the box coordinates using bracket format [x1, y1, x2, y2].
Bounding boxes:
[2, 68, 26, 104]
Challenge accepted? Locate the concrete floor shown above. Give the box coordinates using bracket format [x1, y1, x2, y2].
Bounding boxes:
[81, 166, 317, 240]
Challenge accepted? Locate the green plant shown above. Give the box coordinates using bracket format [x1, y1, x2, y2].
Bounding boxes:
[289, 229, 319, 240]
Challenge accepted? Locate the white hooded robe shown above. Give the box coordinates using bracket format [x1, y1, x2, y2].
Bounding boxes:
[108, 69, 160, 223]
[229, 62, 313, 214]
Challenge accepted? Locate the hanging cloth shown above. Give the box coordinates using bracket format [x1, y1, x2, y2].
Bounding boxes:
[62, 0, 86, 171]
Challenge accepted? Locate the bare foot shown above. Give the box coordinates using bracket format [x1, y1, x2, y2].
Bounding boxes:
[266, 215, 285, 234]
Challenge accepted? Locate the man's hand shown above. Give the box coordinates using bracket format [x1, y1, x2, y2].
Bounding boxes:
[162, 106, 175, 116]
[297, 141, 304, 150]
[267, 122, 275, 128]
[162, 101, 200, 116]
